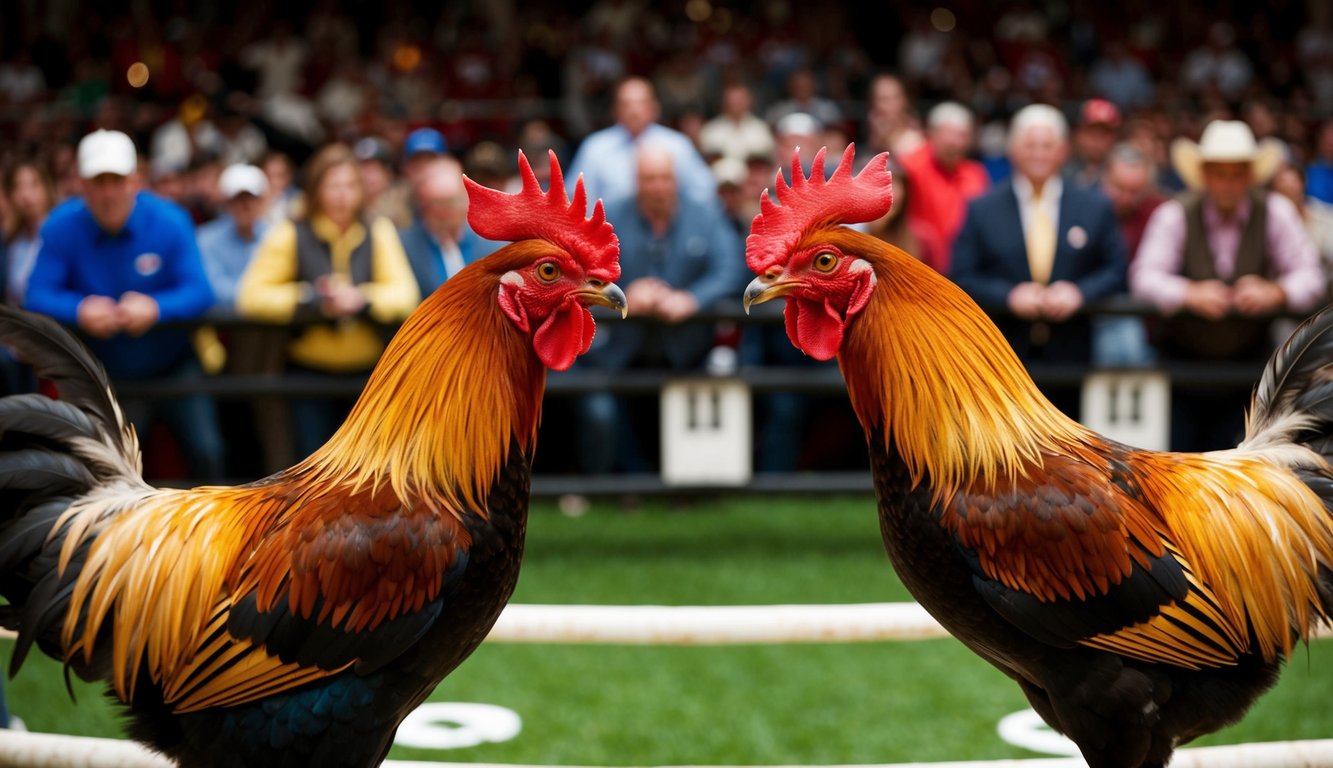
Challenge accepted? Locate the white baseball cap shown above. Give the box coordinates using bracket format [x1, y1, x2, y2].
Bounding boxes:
[77, 129, 138, 179]
[218, 163, 269, 199]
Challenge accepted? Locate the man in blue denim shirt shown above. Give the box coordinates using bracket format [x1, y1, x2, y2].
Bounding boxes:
[576, 145, 746, 473]
[197, 163, 270, 309]
[26, 129, 226, 481]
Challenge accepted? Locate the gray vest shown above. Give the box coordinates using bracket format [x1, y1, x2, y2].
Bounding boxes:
[292, 219, 375, 285]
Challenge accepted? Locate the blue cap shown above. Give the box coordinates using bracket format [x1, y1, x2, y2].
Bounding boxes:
[404, 127, 447, 158]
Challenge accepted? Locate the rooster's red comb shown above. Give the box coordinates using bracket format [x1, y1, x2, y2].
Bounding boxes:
[745, 144, 893, 274]
[464, 150, 619, 277]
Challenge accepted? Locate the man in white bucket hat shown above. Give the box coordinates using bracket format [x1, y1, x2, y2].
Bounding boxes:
[1130, 119, 1325, 452]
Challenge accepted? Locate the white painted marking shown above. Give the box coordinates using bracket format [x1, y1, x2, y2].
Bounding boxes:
[395, 702, 523, 750]
[996, 708, 1079, 757]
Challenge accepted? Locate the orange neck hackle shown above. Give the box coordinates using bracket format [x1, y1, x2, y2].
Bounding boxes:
[828, 229, 1093, 498]
[303, 244, 549, 513]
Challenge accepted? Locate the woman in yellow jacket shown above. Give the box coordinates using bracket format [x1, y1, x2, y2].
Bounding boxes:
[237, 142, 420, 459]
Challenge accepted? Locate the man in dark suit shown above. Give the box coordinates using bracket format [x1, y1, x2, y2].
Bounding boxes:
[950, 104, 1128, 418]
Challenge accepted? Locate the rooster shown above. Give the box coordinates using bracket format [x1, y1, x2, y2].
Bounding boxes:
[0, 150, 625, 767]
[743, 145, 1333, 768]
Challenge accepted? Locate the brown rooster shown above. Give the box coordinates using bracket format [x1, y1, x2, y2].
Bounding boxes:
[0, 150, 625, 767]
[743, 145, 1333, 768]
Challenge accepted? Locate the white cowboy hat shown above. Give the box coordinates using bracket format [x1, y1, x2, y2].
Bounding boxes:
[1170, 120, 1286, 190]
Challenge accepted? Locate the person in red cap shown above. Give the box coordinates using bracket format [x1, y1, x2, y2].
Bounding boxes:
[1063, 98, 1122, 188]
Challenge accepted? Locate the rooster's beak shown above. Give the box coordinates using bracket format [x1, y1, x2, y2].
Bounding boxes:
[743, 274, 799, 314]
[581, 281, 628, 319]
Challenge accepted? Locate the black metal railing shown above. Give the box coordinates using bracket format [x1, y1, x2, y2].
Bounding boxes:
[98, 297, 1308, 495]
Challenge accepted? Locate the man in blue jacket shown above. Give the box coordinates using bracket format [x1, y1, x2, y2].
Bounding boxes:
[950, 104, 1128, 419]
[576, 144, 747, 473]
[26, 128, 226, 481]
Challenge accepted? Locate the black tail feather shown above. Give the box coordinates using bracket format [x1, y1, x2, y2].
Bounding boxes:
[0, 499, 72, 573]
[0, 449, 96, 494]
[1247, 306, 1333, 451]
[0, 305, 123, 436]
[0, 394, 98, 444]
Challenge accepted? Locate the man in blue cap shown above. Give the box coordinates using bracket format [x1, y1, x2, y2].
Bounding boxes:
[403, 127, 448, 186]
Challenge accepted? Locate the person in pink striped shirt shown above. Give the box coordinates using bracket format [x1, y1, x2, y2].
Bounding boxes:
[1130, 119, 1326, 451]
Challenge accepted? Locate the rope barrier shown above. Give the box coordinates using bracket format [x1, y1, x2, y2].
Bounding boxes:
[485, 603, 1333, 645]
[1, 731, 1332, 768]
[2, 602, 1329, 646]
[486, 602, 946, 644]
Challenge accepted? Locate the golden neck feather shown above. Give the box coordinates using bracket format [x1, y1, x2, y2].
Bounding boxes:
[303, 248, 546, 512]
[825, 230, 1092, 496]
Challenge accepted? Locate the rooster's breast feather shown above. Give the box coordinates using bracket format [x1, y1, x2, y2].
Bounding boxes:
[62, 481, 472, 713]
[940, 450, 1251, 669]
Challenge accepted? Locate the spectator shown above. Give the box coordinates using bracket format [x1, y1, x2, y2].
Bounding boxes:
[1102, 144, 1168, 255]
[0, 158, 55, 395]
[1305, 120, 1333, 204]
[182, 151, 225, 226]
[398, 155, 500, 297]
[862, 72, 924, 157]
[197, 164, 270, 309]
[1064, 98, 1122, 188]
[462, 141, 513, 192]
[712, 156, 749, 234]
[1096, 144, 1166, 367]
[2, 159, 56, 308]
[236, 142, 419, 460]
[355, 136, 405, 229]
[567, 76, 717, 207]
[898, 101, 990, 263]
[1270, 164, 1333, 295]
[771, 112, 827, 178]
[577, 144, 746, 473]
[260, 150, 299, 228]
[1180, 21, 1254, 102]
[698, 81, 775, 165]
[365, 127, 446, 231]
[148, 157, 190, 210]
[951, 105, 1128, 419]
[239, 19, 308, 100]
[1088, 41, 1156, 111]
[195, 163, 290, 476]
[401, 127, 450, 188]
[1131, 119, 1325, 451]
[864, 160, 946, 273]
[764, 67, 842, 131]
[26, 129, 226, 480]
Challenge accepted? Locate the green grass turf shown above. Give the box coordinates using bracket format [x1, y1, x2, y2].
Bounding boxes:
[3, 495, 1331, 764]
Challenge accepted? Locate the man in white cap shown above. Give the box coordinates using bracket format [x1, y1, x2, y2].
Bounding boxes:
[197, 162, 290, 475]
[1131, 119, 1326, 451]
[25, 128, 226, 481]
[197, 163, 270, 309]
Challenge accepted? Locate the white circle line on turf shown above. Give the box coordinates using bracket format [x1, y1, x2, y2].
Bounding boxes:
[995, 708, 1081, 757]
[396, 703, 523, 751]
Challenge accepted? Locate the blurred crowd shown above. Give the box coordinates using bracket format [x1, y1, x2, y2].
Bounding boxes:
[1, 0, 1332, 481]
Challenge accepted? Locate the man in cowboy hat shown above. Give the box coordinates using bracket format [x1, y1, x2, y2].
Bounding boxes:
[1130, 119, 1326, 451]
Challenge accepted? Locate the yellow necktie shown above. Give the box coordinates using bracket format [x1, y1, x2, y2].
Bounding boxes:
[1026, 190, 1055, 285]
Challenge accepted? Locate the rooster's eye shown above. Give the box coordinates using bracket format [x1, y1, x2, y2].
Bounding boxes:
[536, 262, 561, 283]
[813, 252, 838, 272]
